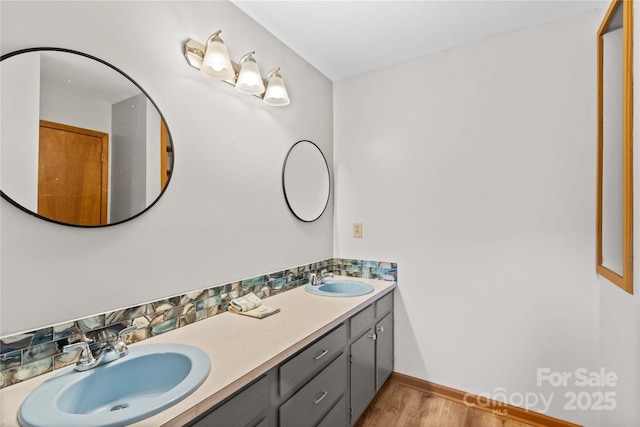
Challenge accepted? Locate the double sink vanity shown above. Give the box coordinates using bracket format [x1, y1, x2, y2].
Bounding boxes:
[0, 276, 396, 426]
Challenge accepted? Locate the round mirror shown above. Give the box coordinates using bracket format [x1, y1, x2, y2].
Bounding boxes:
[0, 48, 174, 227]
[282, 140, 330, 222]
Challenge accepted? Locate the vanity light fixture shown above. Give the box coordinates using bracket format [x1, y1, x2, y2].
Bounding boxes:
[184, 31, 290, 106]
[263, 68, 290, 106]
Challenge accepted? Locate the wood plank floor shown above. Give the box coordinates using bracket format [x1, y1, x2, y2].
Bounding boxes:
[355, 380, 537, 427]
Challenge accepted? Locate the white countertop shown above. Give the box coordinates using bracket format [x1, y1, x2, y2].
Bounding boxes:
[0, 277, 396, 426]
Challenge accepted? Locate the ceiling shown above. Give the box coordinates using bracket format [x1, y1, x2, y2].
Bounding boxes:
[232, 0, 607, 81]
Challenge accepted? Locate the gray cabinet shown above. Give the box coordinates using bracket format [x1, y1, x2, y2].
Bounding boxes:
[279, 352, 347, 427]
[349, 327, 376, 422]
[375, 292, 393, 318]
[349, 305, 374, 338]
[316, 395, 347, 427]
[349, 291, 394, 425]
[189, 290, 393, 427]
[191, 376, 269, 427]
[280, 324, 347, 397]
[375, 312, 393, 390]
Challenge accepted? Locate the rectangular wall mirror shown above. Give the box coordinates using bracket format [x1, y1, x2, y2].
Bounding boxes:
[596, 0, 633, 294]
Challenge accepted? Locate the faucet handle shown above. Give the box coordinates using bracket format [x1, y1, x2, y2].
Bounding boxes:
[63, 341, 96, 368]
[111, 325, 138, 357]
[63, 341, 90, 354]
[117, 325, 138, 339]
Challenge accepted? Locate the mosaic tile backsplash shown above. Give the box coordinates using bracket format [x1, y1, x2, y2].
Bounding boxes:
[0, 258, 396, 389]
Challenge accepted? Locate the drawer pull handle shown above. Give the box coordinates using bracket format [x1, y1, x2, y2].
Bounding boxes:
[313, 391, 328, 405]
[314, 350, 329, 360]
[376, 326, 384, 333]
[368, 333, 377, 341]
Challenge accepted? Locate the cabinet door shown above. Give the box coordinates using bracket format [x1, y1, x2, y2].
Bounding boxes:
[350, 328, 376, 423]
[375, 312, 393, 390]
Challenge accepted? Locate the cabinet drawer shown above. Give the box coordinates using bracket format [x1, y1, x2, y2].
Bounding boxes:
[350, 305, 374, 338]
[279, 352, 347, 427]
[193, 376, 268, 427]
[280, 324, 347, 397]
[375, 292, 393, 318]
[316, 394, 347, 427]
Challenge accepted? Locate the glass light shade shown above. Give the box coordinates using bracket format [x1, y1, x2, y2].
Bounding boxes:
[201, 38, 235, 80]
[235, 60, 265, 95]
[263, 75, 290, 106]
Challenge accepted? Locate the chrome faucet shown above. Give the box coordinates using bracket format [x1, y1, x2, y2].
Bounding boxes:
[63, 325, 138, 371]
[309, 269, 334, 286]
[320, 269, 333, 284]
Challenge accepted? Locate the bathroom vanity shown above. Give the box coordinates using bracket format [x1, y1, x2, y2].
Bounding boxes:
[0, 277, 395, 426]
[189, 290, 393, 426]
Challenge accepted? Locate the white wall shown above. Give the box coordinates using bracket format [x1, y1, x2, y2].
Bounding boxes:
[598, 282, 639, 427]
[0, 1, 333, 335]
[40, 83, 112, 135]
[335, 9, 637, 427]
[0, 53, 40, 211]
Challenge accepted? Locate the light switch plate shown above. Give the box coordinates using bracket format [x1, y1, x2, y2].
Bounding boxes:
[353, 223, 363, 238]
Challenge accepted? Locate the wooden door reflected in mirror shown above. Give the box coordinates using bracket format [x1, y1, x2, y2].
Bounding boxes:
[38, 120, 109, 225]
[596, 0, 633, 294]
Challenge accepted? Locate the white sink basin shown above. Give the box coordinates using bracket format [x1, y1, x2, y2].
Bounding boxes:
[305, 280, 374, 297]
[18, 343, 210, 427]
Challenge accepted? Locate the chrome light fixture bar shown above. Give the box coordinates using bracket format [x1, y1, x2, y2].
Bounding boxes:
[185, 31, 290, 106]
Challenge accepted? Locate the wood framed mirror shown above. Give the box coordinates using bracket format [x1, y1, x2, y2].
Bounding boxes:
[596, 0, 633, 294]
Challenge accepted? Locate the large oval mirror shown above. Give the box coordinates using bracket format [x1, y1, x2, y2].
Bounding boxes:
[1, 48, 174, 227]
[282, 140, 330, 222]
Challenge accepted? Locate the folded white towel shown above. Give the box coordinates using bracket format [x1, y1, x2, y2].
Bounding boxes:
[230, 292, 262, 312]
[229, 292, 280, 319]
